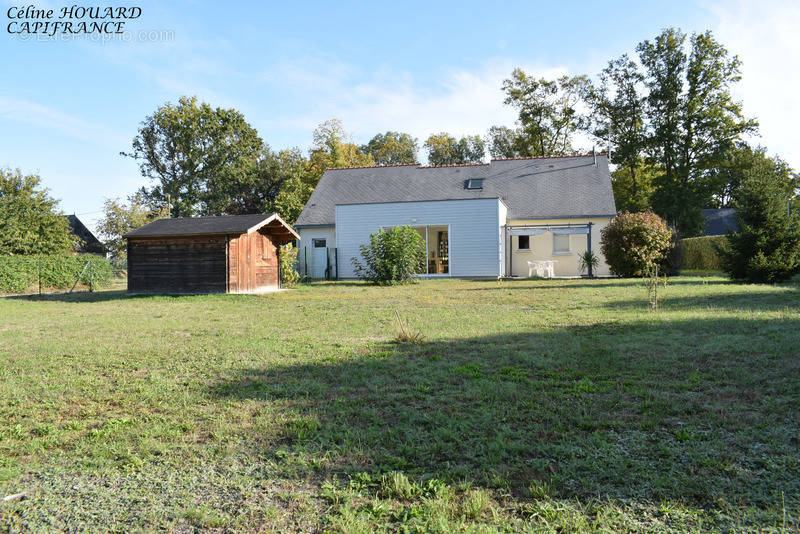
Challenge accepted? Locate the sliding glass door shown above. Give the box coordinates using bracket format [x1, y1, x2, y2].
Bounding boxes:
[412, 225, 449, 275]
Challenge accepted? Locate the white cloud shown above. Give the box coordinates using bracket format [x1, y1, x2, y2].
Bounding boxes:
[0, 97, 128, 149]
[706, 0, 800, 168]
[259, 58, 573, 159]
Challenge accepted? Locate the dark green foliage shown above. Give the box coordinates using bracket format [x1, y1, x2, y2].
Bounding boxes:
[361, 131, 418, 165]
[578, 250, 599, 276]
[680, 236, 728, 270]
[352, 226, 426, 284]
[124, 96, 264, 217]
[0, 254, 112, 293]
[600, 211, 675, 277]
[0, 168, 77, 255]
[721, 160, 800, 282]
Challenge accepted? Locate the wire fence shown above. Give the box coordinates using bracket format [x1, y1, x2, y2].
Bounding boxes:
[0, 256, 126, 297]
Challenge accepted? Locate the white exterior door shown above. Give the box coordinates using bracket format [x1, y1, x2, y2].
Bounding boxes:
[311, 238, 327, 278]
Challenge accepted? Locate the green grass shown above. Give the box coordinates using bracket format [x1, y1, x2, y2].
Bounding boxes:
[0, 277, 798, 532]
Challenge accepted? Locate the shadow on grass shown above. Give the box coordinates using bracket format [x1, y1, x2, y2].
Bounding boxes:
[462, 277, 737, 291]
[605, 283, 800, 312]
[210, 316, 799, 513]
[3, 290, 212, 303]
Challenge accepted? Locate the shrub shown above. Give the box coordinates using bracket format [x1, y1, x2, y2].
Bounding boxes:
[0, 254, 112, 293]
[600, 211, 675, 277]
[720, 161, 800, 283]
[578, 250, 599, 276]
[352, 226, 426, 285]
[279, 243, 300, 288]
[680, 236, 728, 270]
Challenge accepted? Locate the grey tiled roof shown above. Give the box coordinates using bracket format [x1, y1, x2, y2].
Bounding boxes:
[701, 208, 738, 236]
[295, 155, 616, 227]
[124, 213, 279, 238]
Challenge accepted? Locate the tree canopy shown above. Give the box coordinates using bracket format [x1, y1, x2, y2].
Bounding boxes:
[361, 131, 418, 165]
[123, 96, 264, 217]
[424, 133, 485, 165]
[0, 168, 76, 255]
[501, 70, 591, 157]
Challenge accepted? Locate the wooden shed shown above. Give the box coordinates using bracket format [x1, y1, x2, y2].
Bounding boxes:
[124, 213, 298, 294]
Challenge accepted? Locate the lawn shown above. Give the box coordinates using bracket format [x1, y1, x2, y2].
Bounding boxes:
[0, 277, 798, 532]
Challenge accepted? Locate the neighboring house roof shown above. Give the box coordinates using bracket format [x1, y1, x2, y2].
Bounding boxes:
[295, 154, 616, 227]
[65, 215, 106, 254]
[124, 213, 299, 239]
[701, 208, 738, 236]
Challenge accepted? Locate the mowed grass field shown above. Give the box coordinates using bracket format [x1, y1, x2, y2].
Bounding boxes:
[0, 276, 798, 532]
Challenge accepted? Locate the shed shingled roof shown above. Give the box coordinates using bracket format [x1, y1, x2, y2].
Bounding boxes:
[295, 155, 616, 227]
[124, 213, 298, 238]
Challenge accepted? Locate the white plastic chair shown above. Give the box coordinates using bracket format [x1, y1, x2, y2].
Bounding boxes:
[527, 261, 546, 278]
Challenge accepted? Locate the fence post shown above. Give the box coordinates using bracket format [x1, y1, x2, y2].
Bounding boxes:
[38, 258, 42, 295]
[89, 260, 93, 292]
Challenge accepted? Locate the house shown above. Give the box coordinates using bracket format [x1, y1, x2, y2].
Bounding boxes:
[65, 214, 106, 255]
[295, 154, 617, 279]
[701, 208, 738, 236]
[123, 213, 298, 294]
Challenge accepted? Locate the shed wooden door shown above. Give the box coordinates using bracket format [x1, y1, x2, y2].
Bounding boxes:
[227, 231, 278, 292]
[128, 237, 227, 293]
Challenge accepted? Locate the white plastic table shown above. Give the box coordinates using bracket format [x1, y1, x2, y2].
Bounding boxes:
[527, 260, 556, 278]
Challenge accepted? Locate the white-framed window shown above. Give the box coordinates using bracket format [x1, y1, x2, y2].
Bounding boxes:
[518, 235, 530, 250]
[553, 234, 570, 254]
[313, 238, 326, 248]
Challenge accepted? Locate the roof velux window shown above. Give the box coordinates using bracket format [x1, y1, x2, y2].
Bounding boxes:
[465, 178, 483, 190]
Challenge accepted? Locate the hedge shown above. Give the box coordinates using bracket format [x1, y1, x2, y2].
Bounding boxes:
[0, 254, 112, 293]
[679, 235, 729, 270]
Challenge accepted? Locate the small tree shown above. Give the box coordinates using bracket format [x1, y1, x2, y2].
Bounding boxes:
[97, 193, 168, 262]
[352, 226, 426, 285]
[600, 211, 674, 277]
[720, 160, 800, 282]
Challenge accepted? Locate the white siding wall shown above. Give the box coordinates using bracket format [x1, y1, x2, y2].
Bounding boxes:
[336, 198, 504, 279]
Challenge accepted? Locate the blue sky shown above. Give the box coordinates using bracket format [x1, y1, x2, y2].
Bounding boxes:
[2, 0, 798, 232]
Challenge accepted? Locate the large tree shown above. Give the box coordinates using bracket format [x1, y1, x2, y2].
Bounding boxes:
[424, 133, 485, 165]
[123, 96, 264, 217]
[97, 192, 168, 261]
[638, 29, 757, 235]
[273, 120, 373, 223]
[0, 168, 76, 255]
[485, 125, 523, 159]
[587, 55, 648, 203]
[501, 70, 591, 156]
[308, 119, 374, 176]
[361, 131, 418, 165]
[268, 148, 316, 223]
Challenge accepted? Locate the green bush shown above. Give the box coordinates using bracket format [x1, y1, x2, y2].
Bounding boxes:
[600, 211, 675, 277]
[351, 226, 426, 285]
[279, 243, 300, 288]
[0, 254, 112, 293]
[680, 236, 728, 270]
